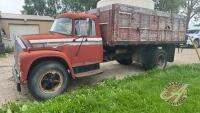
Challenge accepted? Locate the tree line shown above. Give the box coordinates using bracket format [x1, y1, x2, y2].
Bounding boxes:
[22, 0, 99, 16]
[23, 0, 200, 29]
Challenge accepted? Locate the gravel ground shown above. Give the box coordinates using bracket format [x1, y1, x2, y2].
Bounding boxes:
[0, 48, 199, 106]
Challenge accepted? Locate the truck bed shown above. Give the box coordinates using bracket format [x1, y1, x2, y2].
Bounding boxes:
[89, 4, 186, 45]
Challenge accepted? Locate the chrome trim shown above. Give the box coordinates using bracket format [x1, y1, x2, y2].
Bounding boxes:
[16, 36, 26, 49]
[30, 38, 74, 43]
[29, 38, 103, 44]
[32, 41, 103, 48]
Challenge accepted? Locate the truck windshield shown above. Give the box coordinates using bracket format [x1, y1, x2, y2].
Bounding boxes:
[50, 18, 72, 35]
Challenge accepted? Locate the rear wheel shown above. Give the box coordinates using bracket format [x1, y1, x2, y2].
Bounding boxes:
[143, 49, 167, 70]
[28, 61, 69, 100]
[117, 57, 133, 65]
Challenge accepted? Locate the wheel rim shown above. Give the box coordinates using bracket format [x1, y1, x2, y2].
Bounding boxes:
[156, 54, 166, 69]
[39, 71, 64, 94]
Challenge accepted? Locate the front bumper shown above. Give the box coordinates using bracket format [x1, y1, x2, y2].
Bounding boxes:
[12, 66, 21, 92]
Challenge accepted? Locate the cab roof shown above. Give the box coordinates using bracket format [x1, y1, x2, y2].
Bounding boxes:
[56, 13, 98, 20]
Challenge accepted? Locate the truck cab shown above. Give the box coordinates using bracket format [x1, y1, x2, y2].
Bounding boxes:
[13, 13, 103, 100]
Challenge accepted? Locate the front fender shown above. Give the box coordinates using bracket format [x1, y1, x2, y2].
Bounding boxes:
[19, 50, 75, 83]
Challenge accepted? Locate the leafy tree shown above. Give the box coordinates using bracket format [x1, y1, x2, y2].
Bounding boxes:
[22, 0, 37, 15]
[155, 0, 200, 29]
[62, 0, 99, 12]
[23, 0, 99, 16]
[23, 0, 62, 16]
[23, 0, 46, 15]
[46, 0, 62, 16]
[182, 0, 200, 29]
[155, 0, 184, 13]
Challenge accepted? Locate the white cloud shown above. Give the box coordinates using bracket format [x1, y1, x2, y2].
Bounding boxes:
[0, 0, 24, 14]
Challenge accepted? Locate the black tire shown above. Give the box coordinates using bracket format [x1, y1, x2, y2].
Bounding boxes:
[117, 58, 133, 65]
[193, 39, 199, 48]
[143, 49, 167, 70]
[28, 61, 69, 100]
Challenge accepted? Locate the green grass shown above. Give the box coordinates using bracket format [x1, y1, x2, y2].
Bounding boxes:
[0, 48, 13, 58]
[1, 64, 200, 113]
[0, 53, 9, 58]
[0, 53, 6, 58]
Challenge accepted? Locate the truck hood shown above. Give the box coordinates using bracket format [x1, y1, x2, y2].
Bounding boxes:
[20, 33, 75, 48]
[22, 33, 68, 41]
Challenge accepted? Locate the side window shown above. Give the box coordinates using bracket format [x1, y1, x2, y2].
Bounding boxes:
[75, 19, 96, 36]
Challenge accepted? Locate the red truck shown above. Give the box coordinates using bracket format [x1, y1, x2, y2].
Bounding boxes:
[13, 4, 186, 100]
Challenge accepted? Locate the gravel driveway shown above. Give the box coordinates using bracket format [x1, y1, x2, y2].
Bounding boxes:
[0, 48, 199, 106]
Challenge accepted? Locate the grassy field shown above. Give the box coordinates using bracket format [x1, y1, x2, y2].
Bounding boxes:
[0, 48, 13, 58]
[1, 64, 200, 113]
[0, 53, 6, 58]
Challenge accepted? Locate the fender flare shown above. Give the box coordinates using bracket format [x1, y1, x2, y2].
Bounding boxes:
[19, 50, 75, 82]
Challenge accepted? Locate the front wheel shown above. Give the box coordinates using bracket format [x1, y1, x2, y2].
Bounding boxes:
[28, 61, 69, 100]
[143, 49, 167, 70]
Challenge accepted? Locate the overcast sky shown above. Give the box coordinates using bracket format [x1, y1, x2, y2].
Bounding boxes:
[0, 0, 24, 14]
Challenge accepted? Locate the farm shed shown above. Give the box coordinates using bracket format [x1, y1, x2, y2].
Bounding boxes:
[0, 12, 54, 48]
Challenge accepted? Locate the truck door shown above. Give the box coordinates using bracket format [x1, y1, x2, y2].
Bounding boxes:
[70, 18, 103, 67]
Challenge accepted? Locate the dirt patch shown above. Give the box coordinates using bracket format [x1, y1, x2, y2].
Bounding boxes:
[0, 48, 199, 106]
[173, 48, 200, 64]
[0, 54, 27, 106]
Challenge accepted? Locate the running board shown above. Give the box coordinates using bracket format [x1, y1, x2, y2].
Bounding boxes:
[75, 69, 103, 78]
